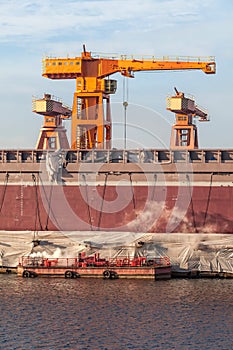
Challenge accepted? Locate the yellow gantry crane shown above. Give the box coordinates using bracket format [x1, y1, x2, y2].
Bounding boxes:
[166, 88, 209, 149]
[33, 94, 71, 149]
[41, 45, 216, 150]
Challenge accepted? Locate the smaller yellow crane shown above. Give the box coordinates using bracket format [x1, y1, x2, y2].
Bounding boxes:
[33, 94, 71, 149]
[166, 88, 208, 149]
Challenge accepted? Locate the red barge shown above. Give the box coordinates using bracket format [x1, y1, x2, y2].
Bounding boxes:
[17, 255, 171, 280]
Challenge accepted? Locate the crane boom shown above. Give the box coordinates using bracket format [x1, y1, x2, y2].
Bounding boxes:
[41, 48, 216, 149]
[42, 53, 216, 79]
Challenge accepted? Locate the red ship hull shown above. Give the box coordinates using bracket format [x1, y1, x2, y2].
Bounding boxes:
[0, 184, 232, 233]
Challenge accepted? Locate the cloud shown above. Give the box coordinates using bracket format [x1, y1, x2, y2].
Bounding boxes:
[1, 0, 228, 60]
[0, 0, 215, 43]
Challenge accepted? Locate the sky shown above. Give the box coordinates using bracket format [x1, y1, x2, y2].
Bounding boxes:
[1, 0, 233, 149]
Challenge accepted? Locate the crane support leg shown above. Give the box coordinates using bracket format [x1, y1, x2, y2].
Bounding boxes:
[170, 124, 198, 149]
[71, 91, 111, 149]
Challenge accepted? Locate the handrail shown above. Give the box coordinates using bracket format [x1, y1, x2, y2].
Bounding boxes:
[32, 95, 71, 111]
[43, 53, 215, 63]
[19, 255, 170, 268]
[94, 54, 215, 63]
[1, 149, 233, 165]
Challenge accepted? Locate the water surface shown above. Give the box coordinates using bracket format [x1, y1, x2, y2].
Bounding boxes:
[0, 276, 232, 349]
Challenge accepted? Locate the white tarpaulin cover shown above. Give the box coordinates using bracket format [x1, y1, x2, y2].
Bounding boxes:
[0, 231, 233, 274]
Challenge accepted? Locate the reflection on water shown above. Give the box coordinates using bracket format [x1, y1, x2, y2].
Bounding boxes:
[0, 276, 232, 350]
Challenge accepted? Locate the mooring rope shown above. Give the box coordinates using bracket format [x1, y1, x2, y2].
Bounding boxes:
[203, 173, 213, 226]
[82, 174, 93, 231]
[97, 173, 108, 230]
[0, 173, 9, 215]
[32, 173, 43, 231]
[186, 174, 198, 233]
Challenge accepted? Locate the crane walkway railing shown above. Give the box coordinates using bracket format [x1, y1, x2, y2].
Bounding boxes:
[32, 94, 71, 112]
[92, 53, 215, 63]
[43, 53, 215, 63]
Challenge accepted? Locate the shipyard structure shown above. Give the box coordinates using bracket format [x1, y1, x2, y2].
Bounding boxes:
[1, 47, 232, 276]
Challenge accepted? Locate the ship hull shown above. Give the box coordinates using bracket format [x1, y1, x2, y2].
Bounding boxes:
[0, 183, 232, 233]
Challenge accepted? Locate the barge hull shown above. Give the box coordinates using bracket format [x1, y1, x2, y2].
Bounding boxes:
[17, 266, 171, 279]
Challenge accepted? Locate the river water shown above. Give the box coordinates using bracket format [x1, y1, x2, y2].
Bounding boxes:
[0, 275, 232, 350]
